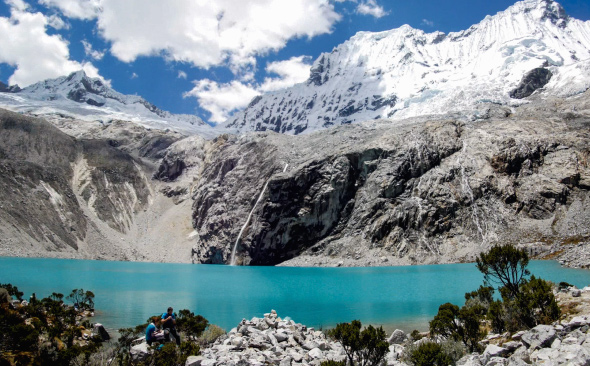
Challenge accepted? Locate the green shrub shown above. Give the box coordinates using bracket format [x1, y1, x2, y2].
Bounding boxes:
[199, 324, 226, 345]
[429, 303, 485, 352]
[410, 329, 424, 341]
[320, 361, 346, 366]
[487, 300, 505, 333]
[516, 275, 560, 327]
[177, 310, 208, 339]
[327, 320, 389, 366]
[408, 342, 453, 366]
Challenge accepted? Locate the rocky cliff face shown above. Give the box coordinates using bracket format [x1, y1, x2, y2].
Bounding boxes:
[0, 109, 198, 263]
[185, 92, 590, 266]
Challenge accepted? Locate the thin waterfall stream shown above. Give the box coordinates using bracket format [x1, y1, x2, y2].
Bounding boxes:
[230, 163, 289, 265]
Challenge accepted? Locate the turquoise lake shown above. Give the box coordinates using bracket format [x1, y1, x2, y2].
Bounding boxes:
[0, 257, 589, 334]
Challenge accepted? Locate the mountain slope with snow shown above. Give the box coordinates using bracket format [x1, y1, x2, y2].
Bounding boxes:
[222, 0, 590, 134]
[0, 71, 217, 137]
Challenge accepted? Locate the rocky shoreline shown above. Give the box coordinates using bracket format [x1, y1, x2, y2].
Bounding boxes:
[145, 286, 590, 366]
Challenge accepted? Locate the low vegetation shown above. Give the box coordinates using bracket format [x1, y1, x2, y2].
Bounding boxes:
[326, 319, 389, 366]
[0, 283, 222, 366]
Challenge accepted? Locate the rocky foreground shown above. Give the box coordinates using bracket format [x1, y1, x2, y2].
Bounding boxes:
[132, 286, 590, 366]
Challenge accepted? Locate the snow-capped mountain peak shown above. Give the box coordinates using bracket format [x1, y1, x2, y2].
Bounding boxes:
[0, 71, 217, 137]
[223, 0, 590, 135]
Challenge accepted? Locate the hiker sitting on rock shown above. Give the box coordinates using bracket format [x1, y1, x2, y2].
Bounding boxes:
[161, 307, 181, 345]
[146, 316, 165, 346]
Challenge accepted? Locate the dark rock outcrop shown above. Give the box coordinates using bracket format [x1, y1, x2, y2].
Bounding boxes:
[0, 81, 21, 93]
[509, 68, 553, 99]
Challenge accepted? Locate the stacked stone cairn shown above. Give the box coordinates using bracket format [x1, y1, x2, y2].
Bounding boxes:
[188, 310, 347, 366]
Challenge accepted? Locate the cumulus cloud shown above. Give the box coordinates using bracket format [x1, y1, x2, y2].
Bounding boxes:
[356, 0, 388, 18]
[259, 56, 312, 92]
[0, 3, 103, 87]
[177, 71, 187, 79]
[184, 79, 260, 123]
[185, 56, 312, 123]
[82, 39, 105, 60]
[48, 0, 339, 74]
[5, 0, 29, 11]
[38, 0, 101, 20]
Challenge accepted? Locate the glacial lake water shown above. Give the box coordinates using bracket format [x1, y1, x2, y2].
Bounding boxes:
[0, 257, 589, 334]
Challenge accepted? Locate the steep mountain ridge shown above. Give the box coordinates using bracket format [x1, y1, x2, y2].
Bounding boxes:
[223, 0, 590, 134]
[0, 109, 198, 262]
[0, 71, 217, 137]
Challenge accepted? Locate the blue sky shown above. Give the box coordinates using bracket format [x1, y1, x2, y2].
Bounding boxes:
[0, 0, 588, 124]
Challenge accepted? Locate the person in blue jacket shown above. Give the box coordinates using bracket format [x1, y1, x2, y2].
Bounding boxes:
[161, 307, 181, 345]
[145, 316, 164, 346]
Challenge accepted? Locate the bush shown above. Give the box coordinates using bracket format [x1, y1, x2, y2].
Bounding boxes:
[177, 309, 208, 339]
[199, 324, 226, 345]
[487, 300, 505, 333]
[327, 320, 389, 366]
[429, 303, 485, 352]
[408, 342, 453, 366]
[320, 361, 346, 366]
[410, 329, 424, 341]
[516, 275, 560, 327]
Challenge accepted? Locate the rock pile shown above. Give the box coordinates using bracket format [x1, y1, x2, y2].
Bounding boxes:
[454, 316, 590, 366]
[194, 310, 347, 365]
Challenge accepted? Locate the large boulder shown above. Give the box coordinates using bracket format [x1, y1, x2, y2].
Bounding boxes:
[387, 329, 406, 344]
[521, 325, 556, 350]
[92, 323, 110, 341]
[130, 342, 150, 362]
[509, 68, 552, 99]
[0, 288, 11, 303]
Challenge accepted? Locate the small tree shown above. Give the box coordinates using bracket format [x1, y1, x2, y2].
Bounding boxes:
[66, 289, 94, 310]
[476, 245, 530, 299]
[328, 320, 389, 366]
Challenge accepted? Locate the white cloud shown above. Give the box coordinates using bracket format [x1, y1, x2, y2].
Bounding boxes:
[356, 0, 388, 18]
[5, 0, 29, 11]
[0, 4, 103, 87]
[184, 79, 260, 123]
[89, 0, 340, 73]
[185, 55, 312, 123]
[260, 56, 312, 92]
[177, 71, 187, 79]
[38, 0, 101, 20]
[421, 18, 434, 27]
[81, 39, 105, 60]
[47, 14, 69, 29]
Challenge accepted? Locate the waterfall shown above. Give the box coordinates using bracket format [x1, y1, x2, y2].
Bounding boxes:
[457, 140, 485, 241]
[230, 163, 289, 266]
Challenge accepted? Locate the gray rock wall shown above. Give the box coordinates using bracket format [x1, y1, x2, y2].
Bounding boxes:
[189, 106, 590, 266]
